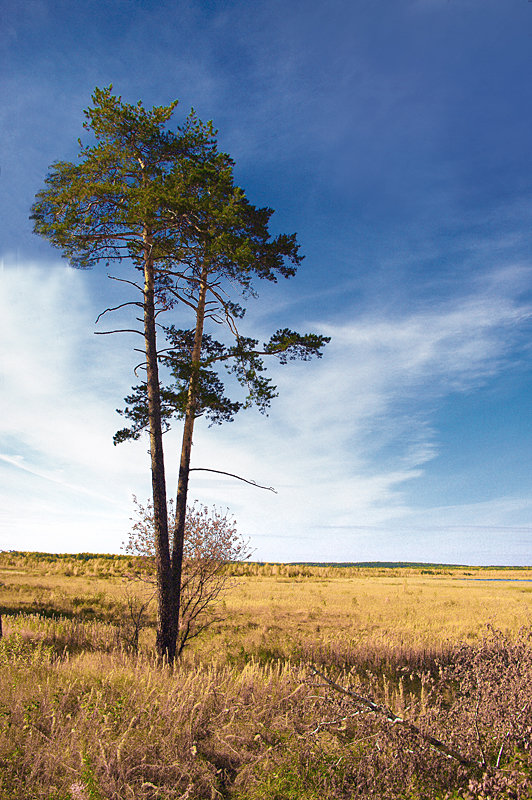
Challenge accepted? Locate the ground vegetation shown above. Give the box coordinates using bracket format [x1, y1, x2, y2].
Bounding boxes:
[0, 556, 531, 798]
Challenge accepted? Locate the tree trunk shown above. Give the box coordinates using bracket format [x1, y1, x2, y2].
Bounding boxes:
[170, 261, 209, 659]
[143, 228, 172, 662]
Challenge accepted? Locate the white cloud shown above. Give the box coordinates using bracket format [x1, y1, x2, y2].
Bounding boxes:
[0, 261, 151, 551]
[1, 260, 531, 562]
[181, 267, 532, 562]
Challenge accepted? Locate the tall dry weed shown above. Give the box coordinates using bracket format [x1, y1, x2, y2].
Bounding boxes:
[1, 558, 532, 799]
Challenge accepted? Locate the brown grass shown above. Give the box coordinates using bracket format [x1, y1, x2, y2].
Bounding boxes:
[0, 553, 531, 799]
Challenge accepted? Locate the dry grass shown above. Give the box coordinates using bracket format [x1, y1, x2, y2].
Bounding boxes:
[0, 554, 531, 799]
[2, 554, 531, 656]
[215, 569, 532, 659]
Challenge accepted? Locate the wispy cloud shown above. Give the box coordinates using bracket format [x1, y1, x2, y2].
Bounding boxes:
[1, 260, 531, 561]
[183, 266, 532, 562]
[0, 261, 150, 550]
[0, 453, 118, 503]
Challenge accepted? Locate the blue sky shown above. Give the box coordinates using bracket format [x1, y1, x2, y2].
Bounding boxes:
[1, 0, 532, 564]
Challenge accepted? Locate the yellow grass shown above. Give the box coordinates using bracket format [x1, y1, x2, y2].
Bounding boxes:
[1, 554, 531, 664]
[1, 554, 531, 799]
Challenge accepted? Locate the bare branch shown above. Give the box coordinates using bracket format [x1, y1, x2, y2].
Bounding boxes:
[165, 288, 199, 313]
[133, 361, 147, 377]
[107, 274, 143, 292]
[205, 313, 224, 325]
[189, 467, 277, 493]
[95, 301, 143, 324]
[495, 739, 505, 770]
[310, 665, 479, 769]
[94, 329, 144, 336]
[307, 710, 372, 736]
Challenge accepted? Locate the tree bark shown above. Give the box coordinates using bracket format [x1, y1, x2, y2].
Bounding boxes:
[170, 261, 209, 659]
[143, 228, 172, 661]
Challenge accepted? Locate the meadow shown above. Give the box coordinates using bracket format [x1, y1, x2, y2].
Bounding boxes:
[1, 552, 531, 799]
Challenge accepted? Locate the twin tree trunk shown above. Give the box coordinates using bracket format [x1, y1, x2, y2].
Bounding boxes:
[144, 238, 209, 662]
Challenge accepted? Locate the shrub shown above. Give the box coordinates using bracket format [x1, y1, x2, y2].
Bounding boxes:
[124, 497, 250, 655]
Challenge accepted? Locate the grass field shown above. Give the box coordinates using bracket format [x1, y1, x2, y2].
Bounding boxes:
[1, 553, 531, 799]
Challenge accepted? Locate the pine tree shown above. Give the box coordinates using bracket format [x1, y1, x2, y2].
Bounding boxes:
[32, 86, 329, 662]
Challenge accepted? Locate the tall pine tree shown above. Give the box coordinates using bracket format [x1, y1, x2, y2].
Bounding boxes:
[32, 86, 328, 662]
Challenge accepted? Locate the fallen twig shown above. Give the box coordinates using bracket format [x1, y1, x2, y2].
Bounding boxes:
[310, 665, 479, 769]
